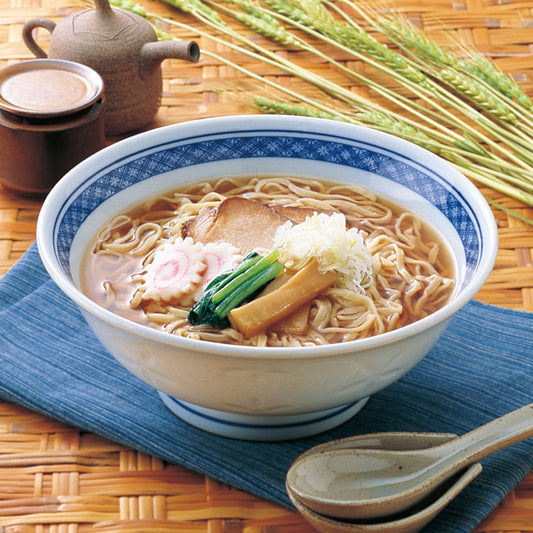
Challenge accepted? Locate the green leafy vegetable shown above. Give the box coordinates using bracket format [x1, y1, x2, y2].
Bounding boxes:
[188, 249, 284, 328]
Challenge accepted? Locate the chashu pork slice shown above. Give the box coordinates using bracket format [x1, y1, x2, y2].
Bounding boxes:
[182, 197, 290, 254]
[272, 205, 330, 224]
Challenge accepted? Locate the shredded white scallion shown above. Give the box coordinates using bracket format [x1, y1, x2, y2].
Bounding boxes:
[274, 212, 374, 293]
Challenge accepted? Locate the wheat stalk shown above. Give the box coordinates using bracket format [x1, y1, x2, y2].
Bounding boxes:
[107, 0, 533, 219]
[461, 52, 532, 110]
[154, 0, 467, 145]
[377, 14, 533, 113]
[210, 0, 530, 169]
[238, 0, 533, 188]
[313, 0, 533, 170]
[374, 11, 533, 145]
[207, 0, 496, 156]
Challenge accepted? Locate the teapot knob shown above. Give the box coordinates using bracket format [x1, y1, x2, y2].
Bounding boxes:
[94, 0, 113, 13]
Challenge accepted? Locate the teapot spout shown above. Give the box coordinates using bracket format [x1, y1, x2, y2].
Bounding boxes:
[141, 40, 200, 75]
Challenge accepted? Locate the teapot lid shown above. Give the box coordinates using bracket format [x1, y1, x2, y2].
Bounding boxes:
[67, 0, 150, 40]
[0, 59, 103, 118]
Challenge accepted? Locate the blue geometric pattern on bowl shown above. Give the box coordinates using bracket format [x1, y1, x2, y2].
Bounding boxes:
[55, 131, 481, 282]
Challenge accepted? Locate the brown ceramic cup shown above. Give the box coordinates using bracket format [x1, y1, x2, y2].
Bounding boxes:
[0, 59, 106, 196]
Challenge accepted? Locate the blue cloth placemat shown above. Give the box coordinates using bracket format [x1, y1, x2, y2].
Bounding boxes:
[0, 242, 531, 533]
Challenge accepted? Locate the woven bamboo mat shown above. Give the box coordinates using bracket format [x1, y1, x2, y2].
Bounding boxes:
[1, 0, 533, 530]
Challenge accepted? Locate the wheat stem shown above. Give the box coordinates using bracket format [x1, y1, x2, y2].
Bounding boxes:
[375, 13, 533, 135]
[266, 0, 533, 174]
[208, 0, 498, 155]
[378, 13, 533, 112]
[109, 0, 533, 216]
[146, 0, 533, 175]
[457, 165, 533, 206]
[323, 0, 533, 168]
[157, 0, 469, 150]
[254, 96, 533, 210]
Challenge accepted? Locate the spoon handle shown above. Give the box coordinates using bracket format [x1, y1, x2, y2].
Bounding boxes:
[438, 402, 533, 466]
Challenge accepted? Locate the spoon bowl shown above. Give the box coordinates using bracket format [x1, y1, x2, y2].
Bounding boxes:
[286, 403, 533, 520]
[287, 463, 483, 533]
[286, 431, 474, 531]
[292, 431, 461, 458]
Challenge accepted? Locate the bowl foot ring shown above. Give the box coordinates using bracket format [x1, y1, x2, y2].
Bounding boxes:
[158, 392, 370, 441]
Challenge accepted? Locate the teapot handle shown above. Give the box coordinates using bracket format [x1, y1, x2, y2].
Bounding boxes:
[22, 18, 57, 58]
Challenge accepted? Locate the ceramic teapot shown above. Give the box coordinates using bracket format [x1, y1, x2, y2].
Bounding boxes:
[22, 0, 200, 135]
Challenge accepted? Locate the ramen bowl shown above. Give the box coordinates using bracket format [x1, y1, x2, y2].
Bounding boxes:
[37, 115, 498, 440]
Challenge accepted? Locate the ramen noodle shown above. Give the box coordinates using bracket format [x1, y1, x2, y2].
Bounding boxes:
[81, 176, 455, 347]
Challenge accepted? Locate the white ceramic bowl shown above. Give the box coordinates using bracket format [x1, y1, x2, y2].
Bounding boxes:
[37, 115, 498, 440]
